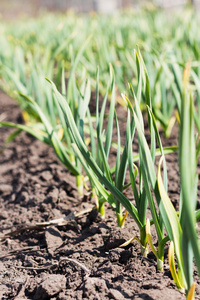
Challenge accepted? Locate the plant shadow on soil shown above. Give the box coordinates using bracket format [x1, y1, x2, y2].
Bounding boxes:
[0, 90, 200, 299]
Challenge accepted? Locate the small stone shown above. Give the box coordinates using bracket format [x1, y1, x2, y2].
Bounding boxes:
[40, 171, 53, 181]
[0, 184, 12, 194]
[45, 226, 63, 255]
[109, 288, 125, 299]
[34, 274, 66, 300]
[0, 210, 8, 219]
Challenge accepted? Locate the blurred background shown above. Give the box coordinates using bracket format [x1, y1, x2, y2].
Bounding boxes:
[0, 0, 200, 19]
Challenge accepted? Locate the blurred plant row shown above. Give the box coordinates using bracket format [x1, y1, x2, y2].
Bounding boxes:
[0, 5, 200, 299]
[1, 6, 200, 136]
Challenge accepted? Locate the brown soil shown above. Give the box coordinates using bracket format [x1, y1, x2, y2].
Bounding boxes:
[0, 89, 199, 300]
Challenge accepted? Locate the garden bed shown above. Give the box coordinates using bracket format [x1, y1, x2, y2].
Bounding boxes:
[0, 89, 199, 299]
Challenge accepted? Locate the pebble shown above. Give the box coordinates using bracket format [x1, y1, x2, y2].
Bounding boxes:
[34, 274, 66, 300]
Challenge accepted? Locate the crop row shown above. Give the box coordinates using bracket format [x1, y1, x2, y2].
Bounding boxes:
[0, 5, 200, 299]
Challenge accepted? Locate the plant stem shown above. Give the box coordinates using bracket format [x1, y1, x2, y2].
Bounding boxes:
[76, 174, 83, 196]
[157, 258, 163, 272]
[140, 225, 148, 257]
[98, 198, 105, 218]
[157, 243, 164, 271]
[116, 211, 124, 228]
